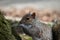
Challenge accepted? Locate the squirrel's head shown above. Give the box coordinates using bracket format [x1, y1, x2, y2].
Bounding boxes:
[19, 12, 36, 24]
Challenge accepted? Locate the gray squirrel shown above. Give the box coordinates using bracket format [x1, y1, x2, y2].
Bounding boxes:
[18, 12, 52, 40]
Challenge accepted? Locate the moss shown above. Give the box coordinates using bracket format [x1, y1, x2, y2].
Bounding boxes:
[0, 11, 16, 40]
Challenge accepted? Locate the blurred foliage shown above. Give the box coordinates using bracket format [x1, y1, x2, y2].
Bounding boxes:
[20, 34, 32, 40]
[0, 11, 16, 40]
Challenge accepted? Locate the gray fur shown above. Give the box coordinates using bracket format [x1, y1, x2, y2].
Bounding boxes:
[32, 18, 52, 40]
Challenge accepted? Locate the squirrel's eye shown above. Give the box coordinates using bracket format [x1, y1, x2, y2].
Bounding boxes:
[26, 18, 30, 20]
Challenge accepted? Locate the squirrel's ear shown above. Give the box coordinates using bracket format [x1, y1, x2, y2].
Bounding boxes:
[31, 12, 36, 19]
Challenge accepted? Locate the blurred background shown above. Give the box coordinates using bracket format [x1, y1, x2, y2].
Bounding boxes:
[0, 0, 60, 40]
[0, 0, 60, 22]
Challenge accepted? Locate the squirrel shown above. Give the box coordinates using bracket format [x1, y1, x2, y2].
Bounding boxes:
[18, 12, 52, 40]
